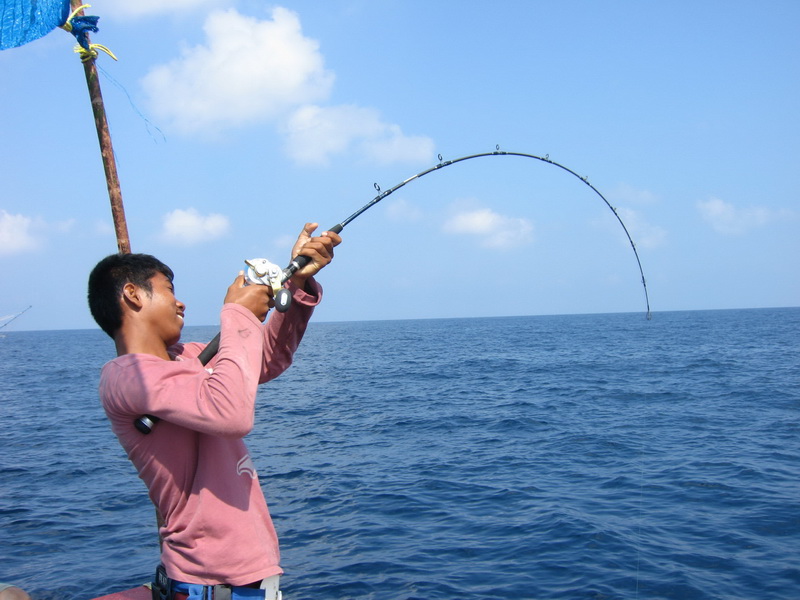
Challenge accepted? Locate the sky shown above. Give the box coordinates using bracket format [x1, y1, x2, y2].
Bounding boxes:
[1, 0, 798, 331]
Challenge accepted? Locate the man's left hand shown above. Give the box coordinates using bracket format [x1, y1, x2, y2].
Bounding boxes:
[289, 222, 342, 287]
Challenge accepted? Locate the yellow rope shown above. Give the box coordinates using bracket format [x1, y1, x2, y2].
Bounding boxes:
[60, 4, 118, 62]
[60, 4, 91, 33]
[74, 43, 118, 62]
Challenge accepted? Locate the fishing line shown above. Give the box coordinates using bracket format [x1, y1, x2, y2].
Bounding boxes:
[97, 63, 167, 144]
[134, 146, 653, 433]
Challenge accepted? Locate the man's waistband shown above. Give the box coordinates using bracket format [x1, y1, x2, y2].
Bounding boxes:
[152, 566, 281, 600]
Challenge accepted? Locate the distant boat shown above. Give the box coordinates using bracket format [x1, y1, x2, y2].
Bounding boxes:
[0, 305, 32, 334]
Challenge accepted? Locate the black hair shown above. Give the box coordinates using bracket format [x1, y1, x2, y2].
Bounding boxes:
[87, 253, 174, 338]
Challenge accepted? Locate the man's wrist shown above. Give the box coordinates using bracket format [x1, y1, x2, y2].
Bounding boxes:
[289, 274, 320, 297]
[289, 273, 309, 290]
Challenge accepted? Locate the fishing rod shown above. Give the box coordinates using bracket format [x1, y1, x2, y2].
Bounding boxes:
[0, 305, 32, 331]
[134, 146, 652, 434]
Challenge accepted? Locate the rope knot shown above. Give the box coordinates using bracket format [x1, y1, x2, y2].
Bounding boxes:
[60, 4, 117, 62]
[73, 42, 118, 62]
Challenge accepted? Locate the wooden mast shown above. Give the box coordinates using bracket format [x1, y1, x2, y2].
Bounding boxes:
[69, 0, 131, 254]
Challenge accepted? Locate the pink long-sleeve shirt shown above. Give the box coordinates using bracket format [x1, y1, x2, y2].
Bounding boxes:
[99, 280, 321, 586]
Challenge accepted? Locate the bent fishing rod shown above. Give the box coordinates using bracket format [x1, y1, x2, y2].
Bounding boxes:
[134, 146, 652, 434]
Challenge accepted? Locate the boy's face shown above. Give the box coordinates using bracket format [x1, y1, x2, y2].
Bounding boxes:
[141, 272, 185, 346]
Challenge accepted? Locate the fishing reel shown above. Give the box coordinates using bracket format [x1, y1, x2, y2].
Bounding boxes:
[244, 258, 293, 312]
[134, 256, 299, 435]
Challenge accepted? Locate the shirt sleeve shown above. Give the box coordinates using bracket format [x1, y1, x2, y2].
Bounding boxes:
[130, 278, 322, 430]
[257, 277, 322, 383]
[102, 303, 265, 438]
[176, 278, 322, 381]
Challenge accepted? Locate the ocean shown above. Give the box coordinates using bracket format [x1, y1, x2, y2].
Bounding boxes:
[1, 308, 798, 600]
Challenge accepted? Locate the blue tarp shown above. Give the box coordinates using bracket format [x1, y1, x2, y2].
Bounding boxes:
[0, 0, 71, 50]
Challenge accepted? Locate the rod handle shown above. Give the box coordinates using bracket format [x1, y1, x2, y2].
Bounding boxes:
[198, 333, 221, 365]
[279, 223, 344, 285]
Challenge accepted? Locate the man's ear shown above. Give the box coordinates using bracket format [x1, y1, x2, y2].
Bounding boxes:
[121, 282, 145, 310]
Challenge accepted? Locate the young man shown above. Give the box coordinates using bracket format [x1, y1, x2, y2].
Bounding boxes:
[88, 223, 341, 600]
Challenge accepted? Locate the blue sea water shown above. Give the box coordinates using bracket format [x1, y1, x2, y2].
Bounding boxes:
[1, 308, 798, 600]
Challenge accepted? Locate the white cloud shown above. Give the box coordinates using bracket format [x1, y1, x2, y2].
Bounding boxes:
[0, 212, 74, 255]
[140, 7, 434, 165]
[284, 104, 434, 165]
[601, 183, 665, 249]
[142, 7, 334, 134]
[271, 234, 297, 251]
[94, 219, 115, 237]
[697, 197, 773, 235]
[52, 219, 76, 233]
[385, 198, 424, 223]
[0, 210, 40, 255]
[614, 207, 666, 249]
[160, 208, 230, 245]
[360, 124, 435, 165]
[443, 206, 533, 250]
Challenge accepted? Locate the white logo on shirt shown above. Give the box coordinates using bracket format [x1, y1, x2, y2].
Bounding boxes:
[237, 454, 258, 479]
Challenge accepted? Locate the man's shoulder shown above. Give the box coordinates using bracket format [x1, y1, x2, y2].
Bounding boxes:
[103, 352, 163, 370]
[100, 353, 186, 387]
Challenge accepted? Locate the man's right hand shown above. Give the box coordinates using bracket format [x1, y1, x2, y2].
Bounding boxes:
[224, 272, 274, 322]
